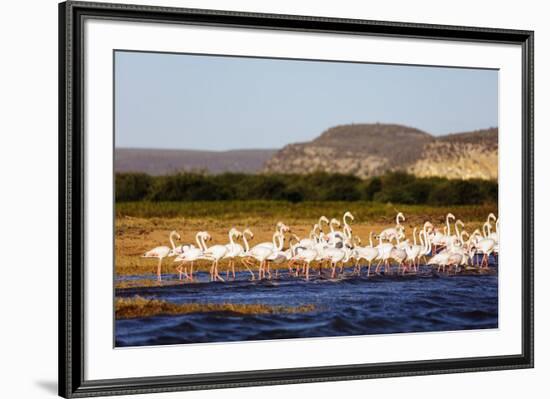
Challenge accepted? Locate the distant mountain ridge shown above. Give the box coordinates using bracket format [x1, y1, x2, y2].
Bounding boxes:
[263, 124, 498, 180]
[115, 148, 277, 175]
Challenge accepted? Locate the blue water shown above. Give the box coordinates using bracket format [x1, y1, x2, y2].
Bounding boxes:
[115, 264, 498, 347]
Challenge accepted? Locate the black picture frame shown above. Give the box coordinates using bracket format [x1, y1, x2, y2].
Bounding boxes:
[59, 1, 534, 397]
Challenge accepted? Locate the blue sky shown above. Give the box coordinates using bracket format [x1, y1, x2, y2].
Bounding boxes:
[115, 51, 498, 151]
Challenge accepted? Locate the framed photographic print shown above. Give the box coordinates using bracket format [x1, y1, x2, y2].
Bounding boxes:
[59, 1, 534, 397]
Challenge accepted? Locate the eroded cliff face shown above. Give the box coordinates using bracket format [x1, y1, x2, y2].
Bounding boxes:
[263, 124, 497, 180]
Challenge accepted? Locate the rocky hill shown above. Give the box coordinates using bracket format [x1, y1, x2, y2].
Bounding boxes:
[263, 124, 498, 180]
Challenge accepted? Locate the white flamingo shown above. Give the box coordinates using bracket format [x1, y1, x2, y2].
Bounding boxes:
[318, 216, 330, 234]
[405, 227, 422, 272]
[353, 232, 379, 276]
[256, 222, 290, 251]
[322, 243, 352, 278]
[223, 228, 243, 280]
[379, 212, 405, 241]
[244, 232, 282, 279]
[441, 213, 456, 248]
[476, 237, 496, 268]
[326, 218, 344, 245]
[265, 232, 287, 278]
[342, 211, 354, 232]
[375, 234, 394, 274]
[291, 246, 319, 280]
[298, 224, 321, 248]
[390, 233, 408, 274]
[237, 228, 257, 280]
[443, 219, 463, 249]
[141, 230, 180, 281]
[202, 234, 228, 282]
[427, 250, 452, 272]
[174, 231, 208, 281]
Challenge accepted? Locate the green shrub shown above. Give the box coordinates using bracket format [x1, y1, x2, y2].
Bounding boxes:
[115, 171, 498, 206]
[115, 173, 152, 202]
[363, 177, 382, 201]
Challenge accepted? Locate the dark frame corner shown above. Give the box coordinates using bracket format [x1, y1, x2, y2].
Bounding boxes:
[59, 1, 534, 397]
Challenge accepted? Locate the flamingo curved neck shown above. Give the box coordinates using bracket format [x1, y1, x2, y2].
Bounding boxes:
[446, 214, 455, 235]
[343, 214, 352, 230]
[369, 232, 374, 247]
[395, 213, 405, 226]
[344, 225, 352, 239]
[228, 230, 235, 250]
[277, 234, 284, 251]
[200, 235, 208, 251]
[425, 233, 432, 254]
[169, 232, 177, 250]
[317, 216, 328, 231]
[271, 233, 278, 249]
[483, 222, 491, 238]
[242, 233, 250, 252]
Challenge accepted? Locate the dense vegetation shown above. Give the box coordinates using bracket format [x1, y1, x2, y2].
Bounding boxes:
[116, 171, 497, 206]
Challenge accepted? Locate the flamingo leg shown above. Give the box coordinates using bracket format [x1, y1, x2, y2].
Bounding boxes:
[241, 259, 255, 280]
[375, 259, 382, 273]
[157, 257, 163, 282]
[288, 259, 295, 275]
[258, 261, 263, 280]
[178, 265, 188, 281]
[210, 262, 215, 281]
[215, 260, 225, 282]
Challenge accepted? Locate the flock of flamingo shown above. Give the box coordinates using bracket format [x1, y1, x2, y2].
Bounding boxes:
[142, 212, 499, 282]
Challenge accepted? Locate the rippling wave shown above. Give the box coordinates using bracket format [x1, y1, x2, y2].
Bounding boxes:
[115, 267, 498, 347]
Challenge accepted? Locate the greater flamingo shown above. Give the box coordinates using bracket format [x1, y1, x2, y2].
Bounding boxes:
[223, 228, 243, 280]
[202, 234, 228, 282]
[174, 231, 209, 281]
[141, 230, 180, 281]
